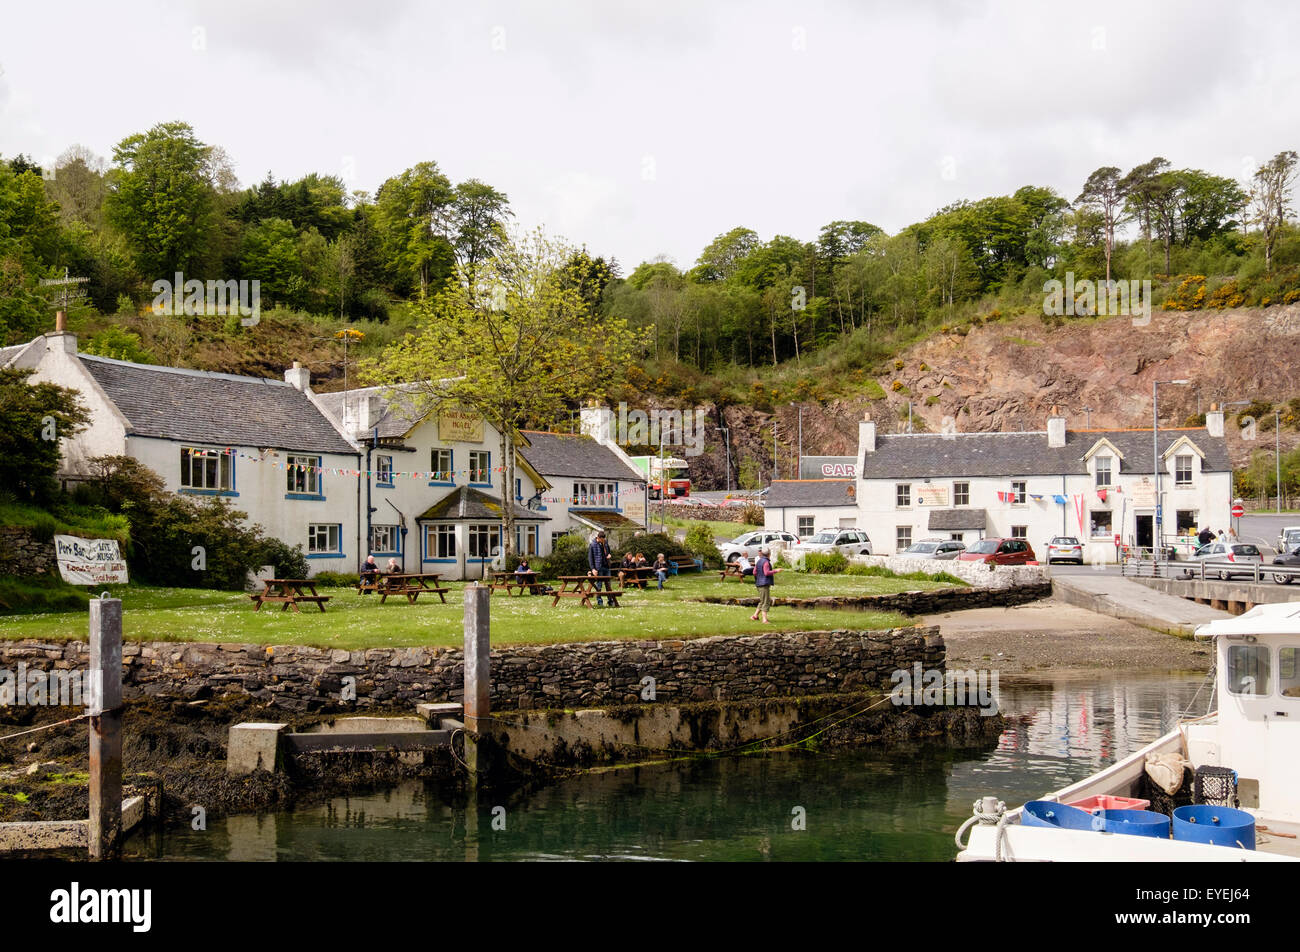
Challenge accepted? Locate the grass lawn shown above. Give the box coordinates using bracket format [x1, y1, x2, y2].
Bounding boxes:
[661, 516, 762, 540]
[0, 574, 946, 650]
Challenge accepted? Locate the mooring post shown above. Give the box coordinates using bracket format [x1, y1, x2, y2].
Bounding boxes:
[88, 596, 123, 861]
[463, 583, 490, 781]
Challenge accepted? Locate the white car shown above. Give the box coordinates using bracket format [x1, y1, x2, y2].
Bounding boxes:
[1192, 542, 1264, 579]
[1278, 526, 1300, 554]
[901, 539, 966, 560]
[788, 529, 874, 559]
[721, 530, 800, 563]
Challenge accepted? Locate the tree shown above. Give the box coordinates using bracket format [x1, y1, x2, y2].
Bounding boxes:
[434, 179, 513, 293]
[691, 227, 759, 282]
[372, 161, 454, 297]
[816, 220, 882, 262]
[1076, 166, 1128, 284]
[0, 368, 90, 503]
[239, 218, 301, 304]
[363, 228, 643, 557]
[1120, 157, 1170, 248]
[104, 121, 217, 276]
[1251, 150, 1299, 273]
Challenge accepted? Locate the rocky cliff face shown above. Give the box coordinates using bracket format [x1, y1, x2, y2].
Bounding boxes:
[686, 306, 1300, 490]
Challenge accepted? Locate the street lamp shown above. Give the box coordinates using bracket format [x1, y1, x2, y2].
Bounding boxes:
[1276, 409, 1282, 515]
[716, 423, 732, 492]
[1081, 405, 1092, 429]
[1153, 379, 1190, 558]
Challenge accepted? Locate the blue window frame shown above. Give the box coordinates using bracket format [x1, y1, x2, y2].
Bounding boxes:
[376, 454, 394, 489]
[179, 446, 238, 497]
[306, 523, 344, 559]
[429, 448, 454, 487]
[469, 450, 491, 487]
[286, 454, 326, 500]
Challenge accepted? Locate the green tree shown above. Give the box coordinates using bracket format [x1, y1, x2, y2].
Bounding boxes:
[435, 179, 513, 292]
[239, 217, 301, 304]
[373, 161, 454, 297]
[0, 368, 90, 503]
[104, 121, 216, 276]
[1076, 166, 1128, 284]
[691, 226, 759, 282]
[1250, 151, 1298, 273]
[364, 228, 643, 556]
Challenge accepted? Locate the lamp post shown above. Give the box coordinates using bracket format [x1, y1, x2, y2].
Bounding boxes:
[717, 424, 732, 492]
[1153, 379, 1190, 558]
[1276, 409, 1282, 515]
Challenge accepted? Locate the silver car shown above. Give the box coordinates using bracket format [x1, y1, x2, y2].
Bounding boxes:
[788, 528, 874, 559]
[1192, 542, 1263, 580]
[901, 539, 966, 560]
[721, 530, 800, 563]
[1045, 536, 1084, 564]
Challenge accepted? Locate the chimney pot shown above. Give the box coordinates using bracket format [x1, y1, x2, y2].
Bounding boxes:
[55, 311, 66, 332]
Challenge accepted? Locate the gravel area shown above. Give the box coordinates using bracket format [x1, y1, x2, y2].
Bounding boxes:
[925, 599, 1212, 675]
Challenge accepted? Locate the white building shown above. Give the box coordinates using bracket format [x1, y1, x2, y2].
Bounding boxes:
[763, 480, 860, 539]
[851, 408, 1234, 561]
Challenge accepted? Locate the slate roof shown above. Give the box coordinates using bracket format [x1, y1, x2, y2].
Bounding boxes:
[517, 431, 644, 481]
[569, 509, 645, 531]
[415, 486, 548, 522]
[77, 354, 356, 455]
[315, 385, 424, 440]
[860, 429, 1231, 479]
[0, 343, 29, 367]
[928, 508, 988, 531]
[764, 479, 857, 509]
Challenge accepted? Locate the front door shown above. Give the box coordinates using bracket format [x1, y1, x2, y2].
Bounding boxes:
[1136, 515, 1153, 550]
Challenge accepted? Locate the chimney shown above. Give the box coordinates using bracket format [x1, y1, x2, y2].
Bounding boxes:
[1205, 403, 1225, 438]
[580, 403, 614, 445]
[47, 310, 77, 354]
[1047, 406, 1066, 448]
[284, 361, 311, 391]
[342, 394, 375, 435]
[859, 413, 877, 455]
[55, 310, 66, 332]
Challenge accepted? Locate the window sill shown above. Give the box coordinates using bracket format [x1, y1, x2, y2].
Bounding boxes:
[469, 482, 492, 489]
[423, 557, 457, 563]
[306, 552, 345, 559]
[285, 493, 326, 501]
[428, 481, 455, 488]
[375, 482, 395, 489]
[180, 488, 238, 497]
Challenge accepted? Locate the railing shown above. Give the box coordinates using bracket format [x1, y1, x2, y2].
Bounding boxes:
[1121, 558, 1300, 584]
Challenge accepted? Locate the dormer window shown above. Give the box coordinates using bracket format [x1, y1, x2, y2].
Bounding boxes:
[1175, 454, 1193, 486]
[1095, 456, 1112, 487]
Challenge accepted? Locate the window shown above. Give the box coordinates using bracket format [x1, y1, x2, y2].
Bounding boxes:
[515, 478, 522, 501]
[376, 455, 393, 485]
[370, 525, 398, 554]
[1010, 481, 1026, 504]
[896, 483, 911, 507]
[1175, 454, 1193, 486]
[425, 524, 456, 559]
[286, 455, 320, 495]
[430, 448, 453, 482]
[1281, 647, 1300, 698]
[1095, 456, 1112, 487]
[1226, 645, 1270, 696]
[797, 516, 815, 538]
[468, 450, 491, 484]
[308, 524, 340, 554]
[515, 524, 538, 555]
[1090, 511, 1113, 537]
[953, 481, 970, 507]
[950, 533, 964, 542]
[180, 447, 232, 491]
[896, 526, 912, 550]
[574, 482, 618, 507]
[1176, 510, 1197, 534]
[467, 523, 500, 559]
[1011, 525, 1028, 540]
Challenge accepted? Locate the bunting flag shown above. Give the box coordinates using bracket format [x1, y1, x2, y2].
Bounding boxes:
[1052, 494, 1068, 504]
[1073, 493, 1087, 535]
[1097, 488, 1108, 503]
[1029, 493, 1045, 502]
[183, 446, 508, 482]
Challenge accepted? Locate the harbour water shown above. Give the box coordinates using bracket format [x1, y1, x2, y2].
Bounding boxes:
[129, 672, 1209, 862]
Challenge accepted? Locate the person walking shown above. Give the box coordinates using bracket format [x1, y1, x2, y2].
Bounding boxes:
[749, 546, 779, 624]
[587, 530, 613, 607]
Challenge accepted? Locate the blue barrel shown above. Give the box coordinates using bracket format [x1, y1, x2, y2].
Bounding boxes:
[1098, 809, 1170, 839]
[1172, 805, 1256, 850]
[1021, 801, 1103, 831]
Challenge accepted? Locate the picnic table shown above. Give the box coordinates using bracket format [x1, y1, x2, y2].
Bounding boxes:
[719, 562, 752, 581]
[489, 571, 544, 595]
[376, 573, 449, 604]
[248, 578, 330, 613]
[552, 575, 626, 608]
[617, 565, 656, 589]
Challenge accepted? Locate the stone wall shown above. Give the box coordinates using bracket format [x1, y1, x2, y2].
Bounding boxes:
[0, 626, 942, 714]
[0, 527, 56, 578]
[698, 582, 1050, 614]
[662, 503, 748, 523]
[850, 555, 1051, 590]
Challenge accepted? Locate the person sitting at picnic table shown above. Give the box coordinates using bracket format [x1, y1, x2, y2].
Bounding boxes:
[515, 557, 532, 576]
[359, 555, 380, 592]
[653, 552, 670, 590]
[617, 552, 636, 584]
[735, 554, 754, 577]
[385, 558, 401, 574]
[635, 552, 648, 567]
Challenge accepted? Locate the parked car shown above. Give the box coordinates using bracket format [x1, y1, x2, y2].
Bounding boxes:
[1045, 536, 1084, 564]
[1270, 546, 1300, 584]
[1192, 541, 1263, 579]
[788, 528, 874, 559]
[901, 539, 966, 560]
[957, 538, 1037, 565]
[720, 530, 801, 562]
[1278, 526, 1300, 554]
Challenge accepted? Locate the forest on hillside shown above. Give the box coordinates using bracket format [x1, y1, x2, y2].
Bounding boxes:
[2, 121, 1298, 402]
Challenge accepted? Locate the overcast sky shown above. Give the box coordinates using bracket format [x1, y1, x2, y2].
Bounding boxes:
[2, 0, 1295, 270]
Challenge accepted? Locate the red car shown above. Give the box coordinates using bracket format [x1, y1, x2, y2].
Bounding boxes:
[956, 538, 1037, 565]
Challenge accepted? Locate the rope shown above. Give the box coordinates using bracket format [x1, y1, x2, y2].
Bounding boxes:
[0, 713, 91, 744]
[954, 797, 1008, 854]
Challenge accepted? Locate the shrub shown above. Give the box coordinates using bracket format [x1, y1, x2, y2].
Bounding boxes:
[893, 359, 904, 370]
[258, 537, 310, 580]
[684, 524, 721, 566]
[741, 503, 765, 526]
[846, 563, 896, 577]
[536, 532, 590, 579]
[803, 551, 849, 574]
[614, 532, 691, 561]
[310, 571, 358, 587]
[1163, 274, 1207, 310]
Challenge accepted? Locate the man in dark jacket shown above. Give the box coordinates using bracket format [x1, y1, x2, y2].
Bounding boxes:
[587, 531, 612, 607]
[1197, 526, 1214, 550]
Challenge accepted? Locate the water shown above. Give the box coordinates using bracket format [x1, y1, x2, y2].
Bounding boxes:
[128, 673, 1210, 862]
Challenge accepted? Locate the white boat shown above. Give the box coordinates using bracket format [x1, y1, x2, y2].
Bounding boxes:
[957, 602, 1300, 861]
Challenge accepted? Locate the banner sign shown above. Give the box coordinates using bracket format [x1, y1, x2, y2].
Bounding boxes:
[1130, 477, 1157, 508]
[437, 408, 484, 443]
[916, 486, 949, 506]
[54, 536, 128, 585]
[623, 498, 647, 526]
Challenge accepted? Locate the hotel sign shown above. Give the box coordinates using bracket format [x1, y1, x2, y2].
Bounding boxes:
[916, 486, 949, 506]
[624, 498, 647, 526]
[437, 408, 484, 443]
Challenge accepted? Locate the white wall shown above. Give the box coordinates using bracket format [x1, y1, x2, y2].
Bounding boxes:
[765, 506, 859, 539]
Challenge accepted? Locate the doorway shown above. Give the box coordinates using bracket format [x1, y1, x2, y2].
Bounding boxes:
[1136, 515, 1153, 549]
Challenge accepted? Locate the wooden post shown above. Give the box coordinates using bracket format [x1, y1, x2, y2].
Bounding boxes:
[463, 583, 490, 780]
[88, 597, 123, 861]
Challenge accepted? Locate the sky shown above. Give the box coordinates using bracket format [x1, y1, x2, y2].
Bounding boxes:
[1, 0, 1296, 271]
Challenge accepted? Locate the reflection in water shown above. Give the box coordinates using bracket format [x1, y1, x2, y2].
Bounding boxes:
[129, 674, 1207, 862]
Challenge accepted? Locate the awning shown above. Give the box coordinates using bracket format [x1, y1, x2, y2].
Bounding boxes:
[416, 486, 549, 522]
[569, 509, 646, 533]
[927, 508, 988, 531]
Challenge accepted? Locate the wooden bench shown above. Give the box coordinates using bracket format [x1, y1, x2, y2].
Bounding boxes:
[489, 571, 545, 596]
[376, 574, 449, 604]
[249, 579, 331, 613]
[552, 576, 627, 608]
[719, 562, 752, 581]
[617, 565, 656, 589]
[668, 556, 704, 575]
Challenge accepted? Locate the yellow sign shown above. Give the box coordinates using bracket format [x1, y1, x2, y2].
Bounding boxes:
[623, 498, 646, 526]
[438, 408, 484, 443]
[917, 486, 949, 506]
